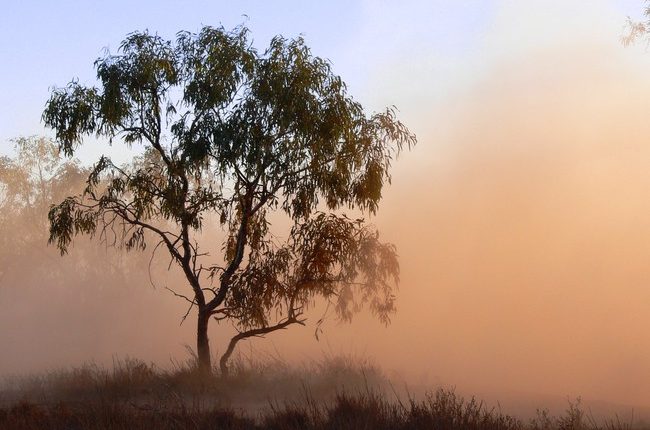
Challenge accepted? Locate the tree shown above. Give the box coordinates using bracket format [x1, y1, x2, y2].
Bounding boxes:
[0, 138, 176, 369]
[0, 137, 87, 269]
[0, 136, 152, 292]
[43, 25, 416, 374]
[621, 3, 650, 46]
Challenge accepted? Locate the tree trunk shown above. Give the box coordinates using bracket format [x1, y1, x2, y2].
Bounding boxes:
[219, 336, 239, 377]
[196, 310, 211, 374]
[219, 317, 302, 377]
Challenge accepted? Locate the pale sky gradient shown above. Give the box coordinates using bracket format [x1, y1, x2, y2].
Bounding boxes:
[0, 1, 643, 158]
[0, 0, 487, 151]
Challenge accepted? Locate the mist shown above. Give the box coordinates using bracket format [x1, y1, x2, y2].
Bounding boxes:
[378, 47, 650, 406]
[1, 0, 650, 421]
[248, 1, 650, 411]
[371, 21, 650, 416]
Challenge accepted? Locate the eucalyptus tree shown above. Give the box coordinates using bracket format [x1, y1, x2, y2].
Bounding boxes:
[43, 25, 415, 374]
[0, 137, 87, 258]
[0, 136, 140, 294]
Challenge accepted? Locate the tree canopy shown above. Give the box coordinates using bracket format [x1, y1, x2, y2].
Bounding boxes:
[0, 137, 179, 367]
[0, 137, 87, 264]
[43, 25, 415, 374]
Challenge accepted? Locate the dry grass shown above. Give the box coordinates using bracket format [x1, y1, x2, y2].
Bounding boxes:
[0, 357, 647, 430]
[0, 355, 387, 409]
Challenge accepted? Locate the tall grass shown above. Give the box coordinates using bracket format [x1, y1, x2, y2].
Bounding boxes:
[0, 357, 646, 429]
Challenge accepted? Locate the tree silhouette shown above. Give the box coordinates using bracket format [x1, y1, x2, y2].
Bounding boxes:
[0, 137, 87, 268]
[44, 26, 415, 374]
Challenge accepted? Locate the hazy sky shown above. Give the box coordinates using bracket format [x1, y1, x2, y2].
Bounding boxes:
[2, 0, 650, 414]
[0, 0, 485, 151]
[1, 0, 637, 156]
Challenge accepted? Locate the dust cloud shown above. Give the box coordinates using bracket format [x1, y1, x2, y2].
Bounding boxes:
[1, 0, 650, 418]
[258, 1, 650, 412]
[333, 11, 650, 411]
[376, 48, 650, 408]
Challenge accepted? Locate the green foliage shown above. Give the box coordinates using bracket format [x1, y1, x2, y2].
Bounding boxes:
[0, 137, 153, 299]
[42, 25, 415, 367]
[224, 213, 399, 332]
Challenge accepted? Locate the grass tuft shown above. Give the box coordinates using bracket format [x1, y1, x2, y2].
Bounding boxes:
[0, 357, 647, 429]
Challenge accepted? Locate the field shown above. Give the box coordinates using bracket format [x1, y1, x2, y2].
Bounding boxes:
[0, 357, 647, 430]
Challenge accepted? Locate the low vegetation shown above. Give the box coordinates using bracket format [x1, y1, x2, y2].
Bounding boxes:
[0, 357, 647, 430]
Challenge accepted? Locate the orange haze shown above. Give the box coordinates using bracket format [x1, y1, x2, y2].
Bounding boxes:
[2, 0, 650, 418]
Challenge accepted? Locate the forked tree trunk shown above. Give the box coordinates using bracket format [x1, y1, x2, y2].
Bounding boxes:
[219, 316, 303, 377]
[196, 310, 212, 374]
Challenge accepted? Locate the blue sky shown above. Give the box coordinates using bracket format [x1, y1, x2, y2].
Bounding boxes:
[0, 1, 493, 155]
[0, 0, 643, 161]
